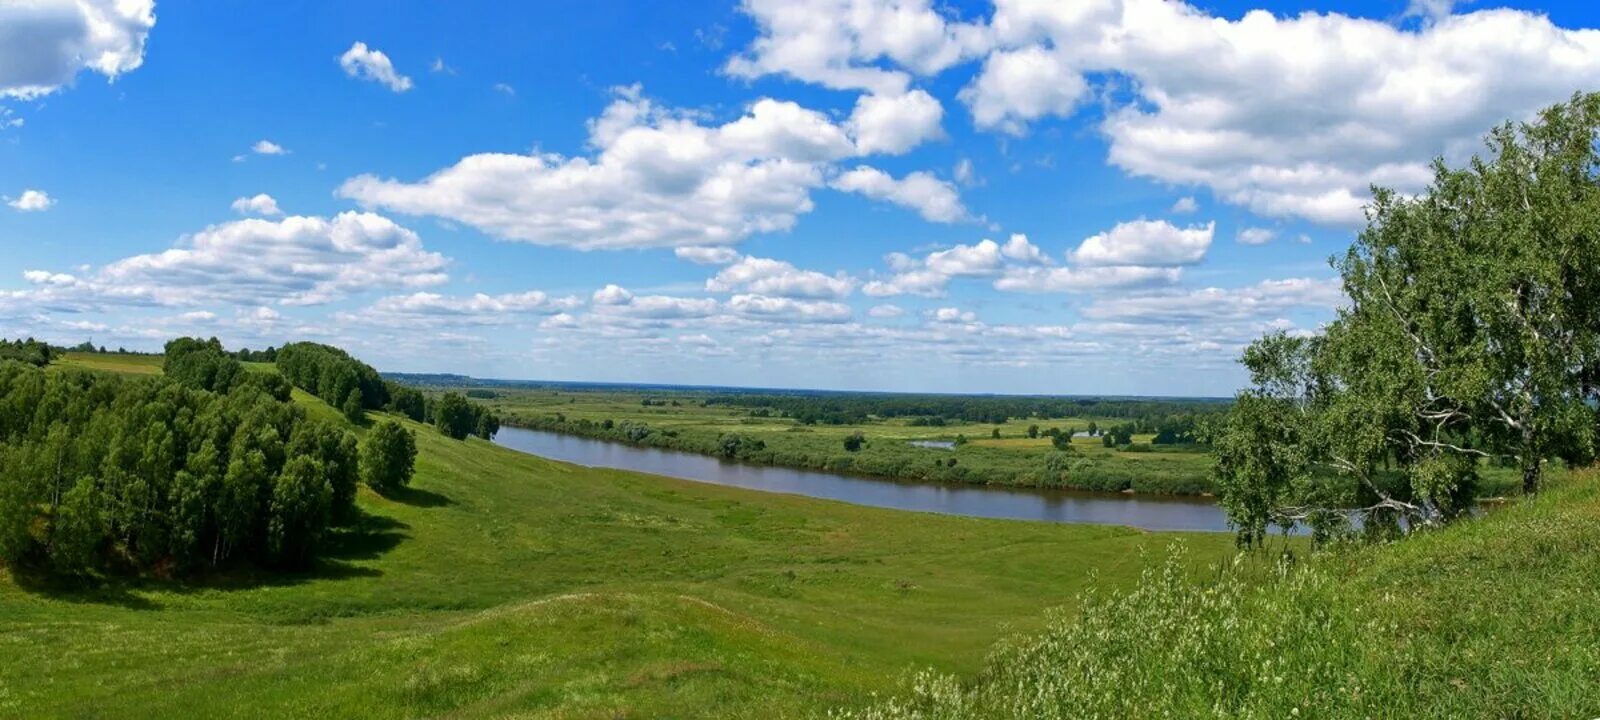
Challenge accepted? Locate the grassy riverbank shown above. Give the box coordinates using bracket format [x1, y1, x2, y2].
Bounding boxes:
[1, 354, 1243, 717]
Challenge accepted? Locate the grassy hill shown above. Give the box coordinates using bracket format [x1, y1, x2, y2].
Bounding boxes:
[0, 355, 1243, 717]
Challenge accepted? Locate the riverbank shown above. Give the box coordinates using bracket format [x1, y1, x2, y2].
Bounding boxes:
[493, 425, 1233, 531]
[500, 409, 1220, 495]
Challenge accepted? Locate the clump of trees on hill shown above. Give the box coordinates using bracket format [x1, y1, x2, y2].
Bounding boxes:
[0, 338, 360, 575]
[0, 338, 54, 367]
[1214, 93, 1600, 546]
[362, 420, 417, 491]
[431, 392, 500, 441]
[276, 342, 391, 423]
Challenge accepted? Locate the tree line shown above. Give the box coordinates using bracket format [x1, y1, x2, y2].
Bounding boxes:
[0, 337, 419, 578]
[706, 392, 1226, 428]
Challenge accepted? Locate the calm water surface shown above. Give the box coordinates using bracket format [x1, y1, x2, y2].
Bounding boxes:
[493, 426, 1232, 532]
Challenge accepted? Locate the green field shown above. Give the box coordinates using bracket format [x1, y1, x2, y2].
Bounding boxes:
[477, 386, 1222, 494]
[0, 355, 1244, 717]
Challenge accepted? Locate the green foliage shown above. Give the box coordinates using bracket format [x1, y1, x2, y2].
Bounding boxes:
[433, 392, 475, 440]
[843, 431, 866, 452]
[384, 382, 427, 423]
[0, 358, 358, 576]
[275, 342, 389, 414]
[0, 338, 54, 367]
[163, 337, 244, 393]
[1216, 93, 1600, 545]
[266, 456, 332, 567]
[361, 420, 417, 492]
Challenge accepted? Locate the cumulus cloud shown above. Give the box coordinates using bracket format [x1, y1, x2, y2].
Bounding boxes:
[675, 246, 741, 265]
[1080, 277, 1344, 324]
[1170, 196, 1198, 214]
[252, 140, 287, 156]
[340, 87, 871, 250]
[1236, 227, 1277, 246]
[725, 0, 987, 94]
[960, 45, 1087, 136]
[0, 0, 155, 100]
[865, 235, 1048, 297]
[339, 41, 413, 92]
[1071, 219, 1214, 267]
[350, 290, 581, 326]
[831, 165, 966, 223]
[847, 89, 944, 155]
[20, 212, 448, 308]
[705, 256, 856, 299]
[591, 285, 719, 319]
[7, 189, 53, 212]
[993, 265, 1182, 294]
[733, 0, 1600, 225]
[230, 193, 282, 217]
[868, 303, 905, 318]
[929, 306, 977, 324]
[727, 294, 852, 323]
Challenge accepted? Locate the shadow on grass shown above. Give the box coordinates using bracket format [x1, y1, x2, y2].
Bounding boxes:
[379, 484, 454, 508]
[8, 507, 411, 608]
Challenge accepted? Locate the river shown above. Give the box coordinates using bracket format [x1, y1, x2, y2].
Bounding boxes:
[492, 426, 1234, 532]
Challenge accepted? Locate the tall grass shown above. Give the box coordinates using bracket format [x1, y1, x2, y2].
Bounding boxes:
[837, 473, 1600, 718]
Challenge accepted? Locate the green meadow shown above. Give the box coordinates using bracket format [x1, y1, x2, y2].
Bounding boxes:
[0, 354, 1243, 718]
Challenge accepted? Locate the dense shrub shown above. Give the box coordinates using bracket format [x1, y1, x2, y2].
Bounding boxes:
[433, 392, 499, 441]
[362, 420, 417, 491]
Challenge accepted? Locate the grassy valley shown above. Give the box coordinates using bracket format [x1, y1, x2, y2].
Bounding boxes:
[0, 353, 1244, 717]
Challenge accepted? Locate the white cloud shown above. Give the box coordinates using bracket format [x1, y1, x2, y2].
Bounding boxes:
[675, 246, 741, 265]
[993, 265, 1182, 294]
[1000, 233, 1049, 264]
[929, 306, 977, 324]
[1080, 277, 1344, 324]
[725, 0, 987, 94]
[23, 212, 448, 308]
[868, 303, 904, 318]
[1071, 220, 1213, 267]
[7, 189, 53, 212]
[492, 82, 515, 96]
[727, 294, 852, 323]
[340, 88, 864, 250]
[734, 1, 1600, 225]
[0, 0, 155, 100]
[864, 236, 1046, 297]
[1236, 227, 1277, 246]
[339, 41, 413, 92]
[1170, 196, 1198, 214]
[847, 89, 944, 155]
[230, 193, 282, 217]
[253, 140, 287, 156]
[591, 285, 719, 319]
[705, 256, 856, 299]
[368, 291, 579, 317]
[959, 45, 1087, 135]
[831, 165, 966, 223]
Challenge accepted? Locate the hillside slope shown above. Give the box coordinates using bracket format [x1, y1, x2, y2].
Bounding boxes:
[840, 472, 1600, 718]
[0, 355, 1239, 717]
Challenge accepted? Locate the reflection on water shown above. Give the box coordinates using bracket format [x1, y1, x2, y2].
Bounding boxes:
[493, 426, 1234, 532]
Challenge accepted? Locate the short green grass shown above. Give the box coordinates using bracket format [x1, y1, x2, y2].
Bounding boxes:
[0, 356, 1244, 718]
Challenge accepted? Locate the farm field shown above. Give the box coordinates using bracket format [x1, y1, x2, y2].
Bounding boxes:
[1, 354, 1245, 718]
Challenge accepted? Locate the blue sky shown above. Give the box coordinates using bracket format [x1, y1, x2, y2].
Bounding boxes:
[3, 0, 1599, 395]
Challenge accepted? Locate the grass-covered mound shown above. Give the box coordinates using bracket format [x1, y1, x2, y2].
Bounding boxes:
[0, 353, 1239, 717]
[839, 472, 1600, 719]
